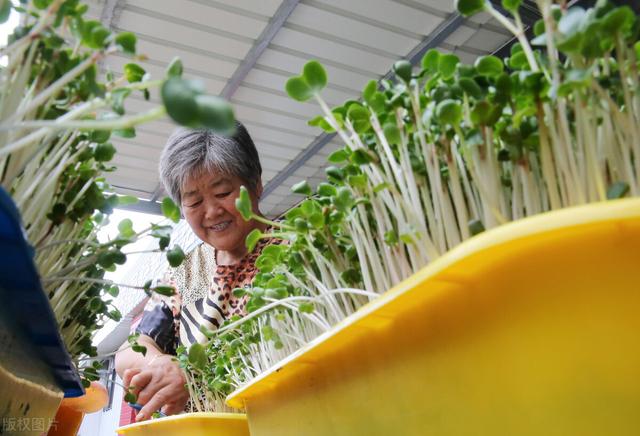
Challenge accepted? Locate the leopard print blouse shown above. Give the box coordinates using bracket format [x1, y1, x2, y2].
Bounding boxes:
[135, 236, 280, 354]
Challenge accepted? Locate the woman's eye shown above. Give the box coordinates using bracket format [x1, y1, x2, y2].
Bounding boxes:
[187, 200, 202, 207]
[215, 192, 231, 198]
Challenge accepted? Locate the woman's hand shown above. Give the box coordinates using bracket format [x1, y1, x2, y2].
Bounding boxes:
[122, 354, 189, 421]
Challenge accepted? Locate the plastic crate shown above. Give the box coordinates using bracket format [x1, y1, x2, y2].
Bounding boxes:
[227, 198, 640, 436]
[116, 412, 249, 436]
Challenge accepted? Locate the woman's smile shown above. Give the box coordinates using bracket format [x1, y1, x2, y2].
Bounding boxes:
[207, 220, 232, 232]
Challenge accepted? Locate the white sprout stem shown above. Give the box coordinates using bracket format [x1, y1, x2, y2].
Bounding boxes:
[485, 2, 539, 72]
[0, 98, 106, 156]
[11, 129, 77, 200]
[536, 102, 563, 208]
[3, 105, 167, 133]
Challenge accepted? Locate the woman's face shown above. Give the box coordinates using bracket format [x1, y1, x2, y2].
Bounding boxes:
[180, 170, 262, 260]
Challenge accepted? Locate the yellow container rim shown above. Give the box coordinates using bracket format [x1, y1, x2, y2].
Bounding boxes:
[226, 198, 640, 408]
[116, 412, 247, 433]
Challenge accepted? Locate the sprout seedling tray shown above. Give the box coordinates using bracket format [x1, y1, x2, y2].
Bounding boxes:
[116, 412, 250, 436]
[227, 199, 640, 436]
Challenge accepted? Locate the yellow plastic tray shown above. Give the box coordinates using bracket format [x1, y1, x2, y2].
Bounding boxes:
[227, 199, 640, 436]
[116, 412, 249, 436]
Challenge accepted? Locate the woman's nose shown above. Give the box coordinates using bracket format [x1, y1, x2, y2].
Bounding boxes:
[203, 198, 223, 220]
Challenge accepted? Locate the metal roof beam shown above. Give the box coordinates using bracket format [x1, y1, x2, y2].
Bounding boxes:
[261, 12, 465, 201]
[100, 0, 125, 29]
[220, 0, 300, 99]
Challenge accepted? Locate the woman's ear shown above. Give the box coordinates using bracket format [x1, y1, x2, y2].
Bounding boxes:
[254, 180, 264, 201]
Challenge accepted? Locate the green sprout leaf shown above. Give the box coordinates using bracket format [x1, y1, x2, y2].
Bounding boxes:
[91, 129, 111, 143]
[474, 55, 504, 77]
[308, 115, 335, 132]
[468, 219, 485, 236]
[188, 343, 207, 370]
[292, 180, 312, 196]
[118, 218, 135, 238]
[124, 63, 146, 83]
[458, 77, 483, 99]
[88, 25, 110, 49]
[0, 0, 12, 24]
[245, 228, 263, 252]
[166, 245, 185, 267]
[131, 344, 147, 356]
[166, 56, 183, 78]
[501, 0, 521, 13]
[107, 285, 120, 297]
[286, 61, 327, 101]
[114, 127, 136, 138]
[438, 54, 460, 79]
[327, 149, 349, 163]
[393, 60, 413, 82]
[362, 80, 377, 103]
[295, 217, 309, 233]
[115, 32, 136, 54]
[556, 7, 587, 52]
[33, 0, 52, 10]
[233, 287, 247, 298]
[347, 104, 371, 133]
[161, 77, 199, 126]
[235, 186, 253, 221]
[161, 197, 180, 223]
[194, 94, 235, 134]
[302, 60, 327, 92]
[110, 88, 131, 115]
[508, 51, 529, 70]
[285, 76, 313, 102]
[299, 302, 315, 313]
[153, 285, 176, 296]
[421, 49, 440, 73]
[607, 182, 630, 199]
[456, 0, 486, 17]
[601, 6, 635, 36]
[384, 230, 399, 246]
[436, 99, 462, 126]
[350, 148, 375, 165]
[383, 123, 401, 145]
[108, 309, 122, 321]
[124, 391, 137, 403]
[317, 182, 337, 197]
[94, 143, 116, 162]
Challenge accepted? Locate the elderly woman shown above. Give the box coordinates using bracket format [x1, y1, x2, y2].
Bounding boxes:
[115, 122, 275, 421]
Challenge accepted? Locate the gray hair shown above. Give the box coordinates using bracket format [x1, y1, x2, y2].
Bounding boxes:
[159, 121, 262, 205]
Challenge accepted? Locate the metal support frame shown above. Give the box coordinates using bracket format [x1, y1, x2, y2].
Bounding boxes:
[100, 0, 125, 29]
[262, 12, 466, 200]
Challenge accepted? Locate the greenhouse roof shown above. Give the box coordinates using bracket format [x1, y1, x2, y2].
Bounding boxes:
[85, 0, 531, 217]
